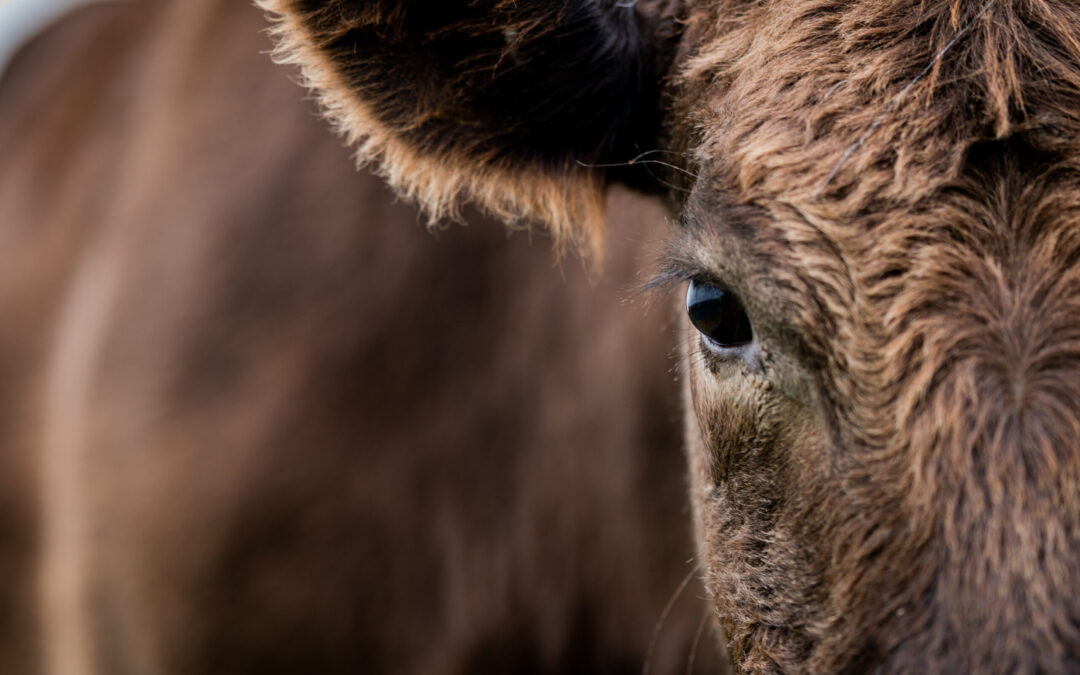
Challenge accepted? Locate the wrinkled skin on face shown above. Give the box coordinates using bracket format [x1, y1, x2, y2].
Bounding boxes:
[259, 0, 1080, 671]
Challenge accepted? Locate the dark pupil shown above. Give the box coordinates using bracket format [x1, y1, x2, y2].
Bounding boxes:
[686, 280, 753, 347]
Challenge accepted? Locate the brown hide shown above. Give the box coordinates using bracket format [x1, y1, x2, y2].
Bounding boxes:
[241, 0, 1080, 671]
[0, 1, 726, 673]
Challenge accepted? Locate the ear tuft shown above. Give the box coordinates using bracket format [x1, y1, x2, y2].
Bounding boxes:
[257, 0, 681, 260]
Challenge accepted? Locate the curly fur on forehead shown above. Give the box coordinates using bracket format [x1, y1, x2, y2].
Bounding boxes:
[676, 0, 1080, 219]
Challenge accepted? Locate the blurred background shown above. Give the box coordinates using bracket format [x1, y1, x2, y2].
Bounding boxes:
[0, 0, 727, 672]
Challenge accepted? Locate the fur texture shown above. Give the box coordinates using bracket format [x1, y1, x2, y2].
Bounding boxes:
[670, 1, 1080, 672]
[0, 1, 725, 673]
[256, 0, 683, 258]
[259, 0, 1080, 672]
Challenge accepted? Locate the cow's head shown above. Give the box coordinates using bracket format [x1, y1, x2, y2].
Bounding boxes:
[259, 1, 1080, 671]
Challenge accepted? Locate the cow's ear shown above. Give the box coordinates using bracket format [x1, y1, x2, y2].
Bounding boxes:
[258, 0, 684, 257]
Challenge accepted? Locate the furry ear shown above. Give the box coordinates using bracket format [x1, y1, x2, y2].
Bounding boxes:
[258, 0, 683, 257]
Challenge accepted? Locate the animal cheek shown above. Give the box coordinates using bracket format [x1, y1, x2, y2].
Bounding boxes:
[688, 363, 778, 487]
[688, 384, 833, 665]
[687, 363, 834, 558]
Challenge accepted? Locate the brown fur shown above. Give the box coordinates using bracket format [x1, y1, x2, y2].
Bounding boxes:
[257, 0, 606, 257]
[0, 1, 725, 673]
[255, 0, 685, 260]
[256, 0, 1080, 672]
[665, 1, 1080, 672]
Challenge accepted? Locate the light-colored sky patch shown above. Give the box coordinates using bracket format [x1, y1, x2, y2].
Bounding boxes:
[0, 0, 127, 82]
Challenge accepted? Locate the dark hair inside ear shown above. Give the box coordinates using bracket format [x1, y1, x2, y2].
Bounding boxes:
[261, 0, 685, 254]
[320, 1, 678, 174]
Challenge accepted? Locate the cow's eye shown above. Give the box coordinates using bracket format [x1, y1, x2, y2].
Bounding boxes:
[686, 280, 753, 349]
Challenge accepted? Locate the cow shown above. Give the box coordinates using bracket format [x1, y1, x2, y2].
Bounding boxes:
[0, 1, 724, 674]
[253, 0, 1080, 673]
[9, 0, 1080, 673]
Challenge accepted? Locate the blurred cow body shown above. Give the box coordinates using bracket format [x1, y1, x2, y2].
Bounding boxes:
[0, 1, 722, 673]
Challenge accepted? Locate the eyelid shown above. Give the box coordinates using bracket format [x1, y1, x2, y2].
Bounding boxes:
[644, 252, 718, 295]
